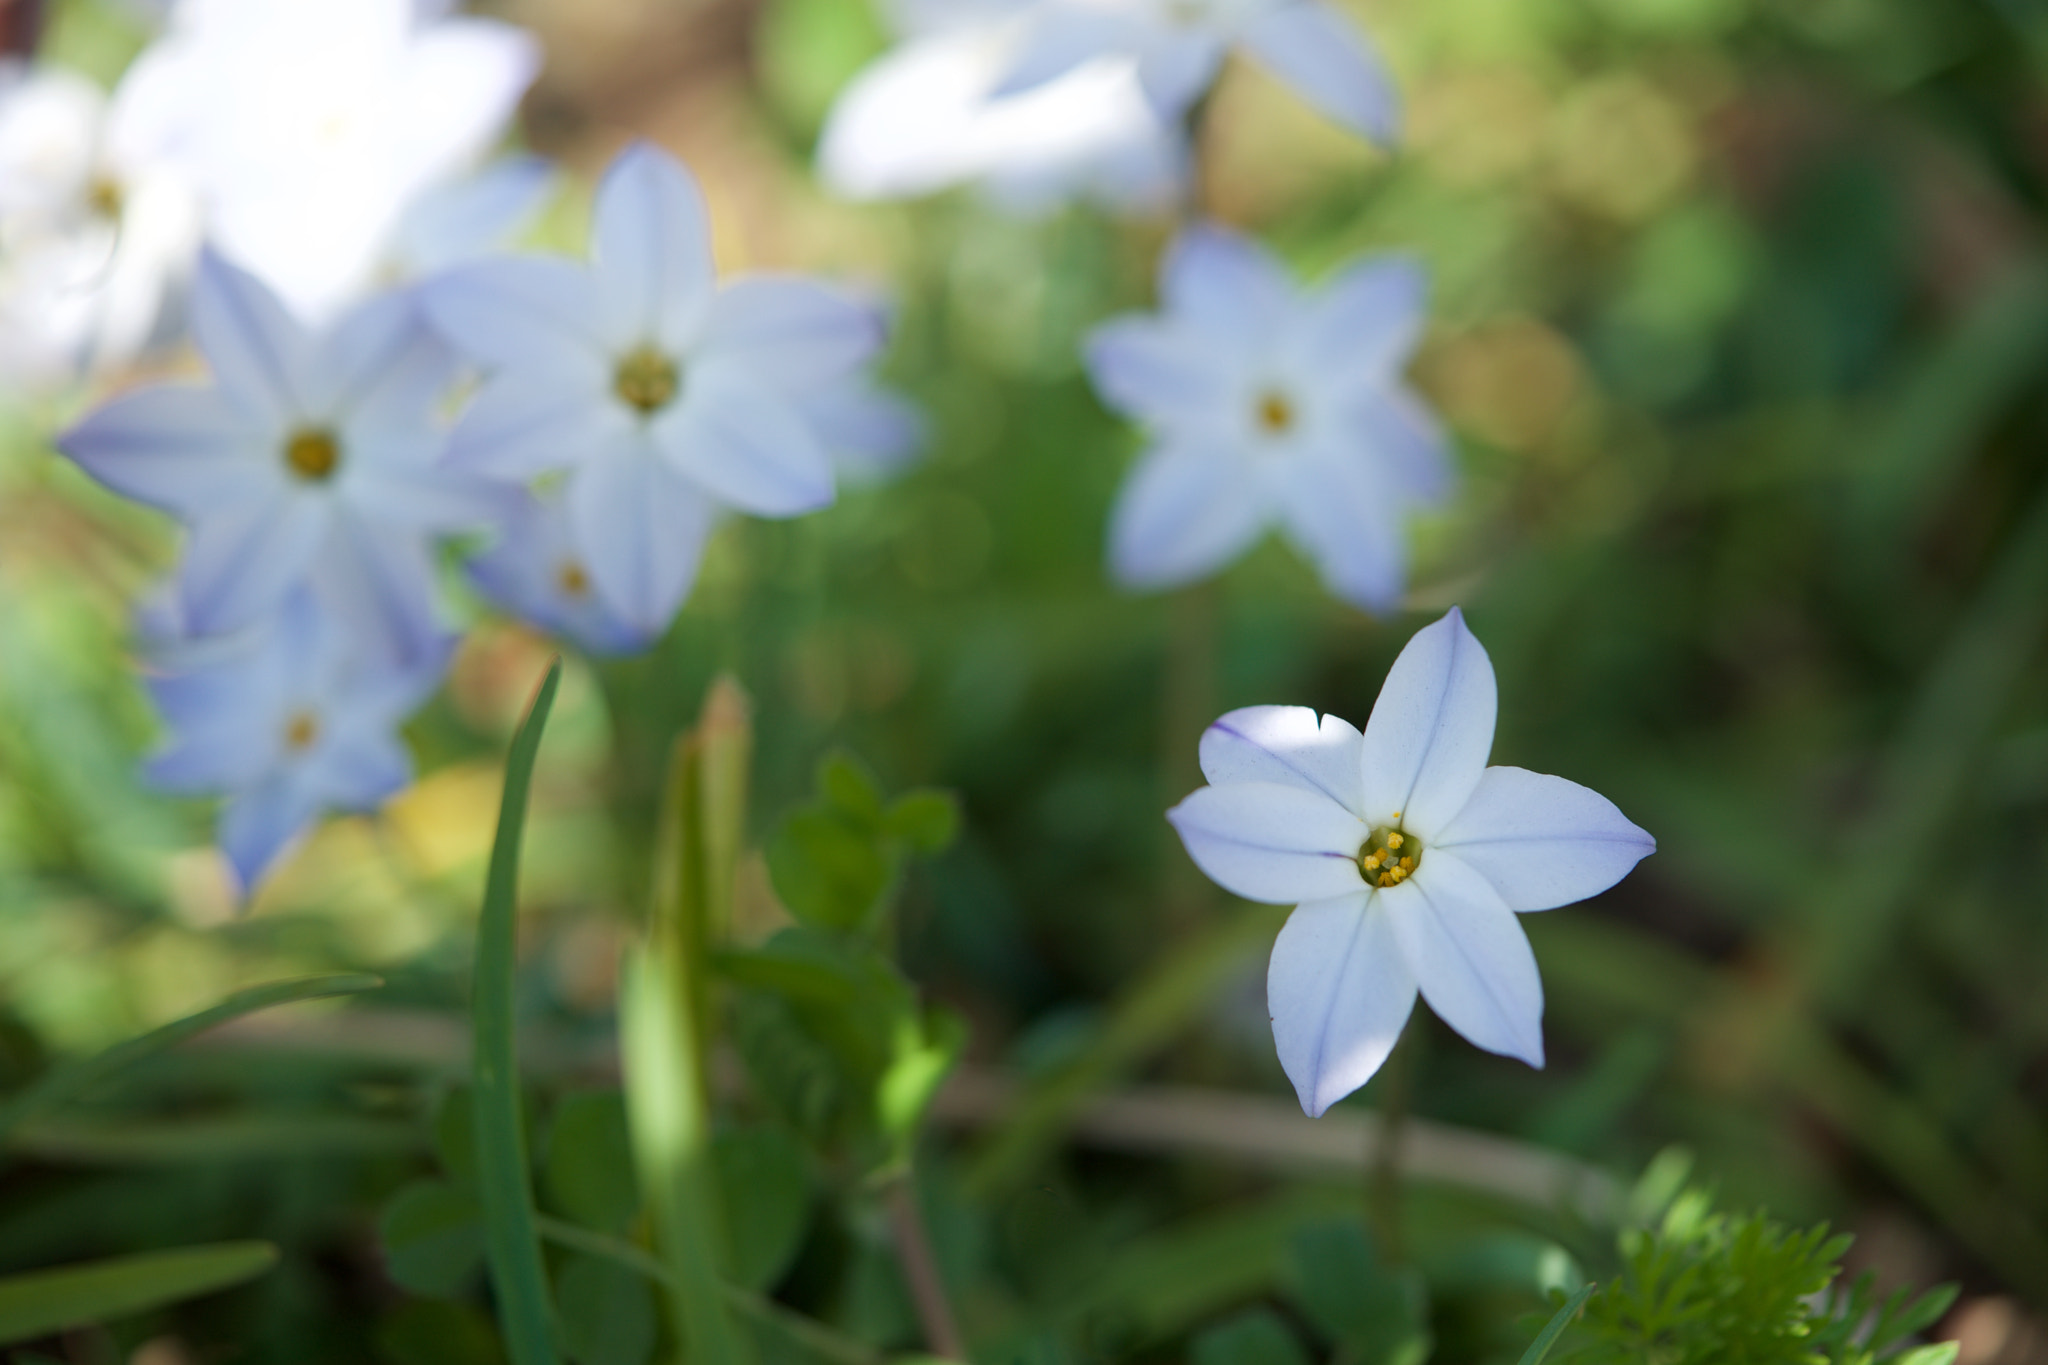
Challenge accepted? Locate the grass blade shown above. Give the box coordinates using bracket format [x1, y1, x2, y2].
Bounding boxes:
[1518, 1285, 1593, 1365]
[0, 1242, 278, 1344]
[474, 659, 564, 1365]
[0, 973, 382, 1143]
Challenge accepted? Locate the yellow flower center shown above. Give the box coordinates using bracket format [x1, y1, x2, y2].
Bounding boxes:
[613, 346, 680, 415]
[1357, 815, 1420, 889]
[557, 560, 591, 598]
[283, 427, 341, 482]
[86, 175, 123, 221]
[1255, 389, 1296, 436]
[284, 710, 320, 752]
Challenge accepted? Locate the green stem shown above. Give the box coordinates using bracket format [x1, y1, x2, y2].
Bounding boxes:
[472, 660, 563, 1365]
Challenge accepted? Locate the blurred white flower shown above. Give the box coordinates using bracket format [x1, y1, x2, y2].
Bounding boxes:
[1085, 223, 1448, 610]
[144, 586, 443, 895]
[465, 486, 666, 657]
[797, 373, 927, 485]
[125, 0, 540, 319]
[424, 141, 882, 636]
[1168, 608, 1655, 1115]
[58, 250, 487, 666]
[817, 4, 1184, 213]
[381, 154, 556, 284]
[998, 0, 1398, 143]
[0, 59, 201, 390]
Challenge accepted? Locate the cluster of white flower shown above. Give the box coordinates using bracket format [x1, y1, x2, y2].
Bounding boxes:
[26, 3, 912, 892]
[14, 0, 1653, 1117]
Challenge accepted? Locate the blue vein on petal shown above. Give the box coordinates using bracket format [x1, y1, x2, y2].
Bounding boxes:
[1306, 893, 1373, 1116]
[1393, 620, 1472, 820]
[1408, 874, 1535, 1061]
[1207, 719, 1356, 810]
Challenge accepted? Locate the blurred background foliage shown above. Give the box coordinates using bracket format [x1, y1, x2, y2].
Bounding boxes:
[5, 0, 2048, 1359]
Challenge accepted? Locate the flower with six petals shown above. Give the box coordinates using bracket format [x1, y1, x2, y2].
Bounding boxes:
[1168, 608, 1655, 1116]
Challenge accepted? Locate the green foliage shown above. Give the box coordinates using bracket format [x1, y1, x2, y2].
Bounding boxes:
[1282, 1221, 1430, 1365]
[0, 1241, 277, 1344]
[381, 1180, 487, 1299]
[766, 750, 961, 935]
[1549, 1186, 1958, 1365]
[1190, 1309, 1311, 1365]
[557, 1251, 659, 1365]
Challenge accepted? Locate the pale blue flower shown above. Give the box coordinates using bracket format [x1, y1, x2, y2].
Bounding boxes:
[998, 0, 1398, 144]
[1168, 609, 1655, 1116]
[144, 588, 443, 895]
[382, 154, 556, 283]
[1085, 223, 1449, 611]
[465, 486, 671, 656]
[423, 141, 884, 636]
[798, 373, 928, 486]
[58, 249, 489, 667]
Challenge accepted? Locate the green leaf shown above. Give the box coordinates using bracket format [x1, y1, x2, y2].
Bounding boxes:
[380, 1180, 487, 1299]
[557, 1252, 657, 1365]
[1891, 1345, 1961, 1365]
[0, 1241, 278, 1344]
[546, 1092, 639, 1235]
[767, 808, 891, 932]
[884, 790, 961, 855]
[1518, 1285, 1594, 1365]
[1283, 1221, 1429, 1365]
[712, 1125, 811, 1291]
[818, 750, 884, 823]
[436, 1087, 480, 1190]
[876, 1006, 966, 1170]
[376, 1300, 508, 1365]
[473, 659, 564, 1365]
[0, 973, 383, 1143]
[1190, 1309, 1312, 1365]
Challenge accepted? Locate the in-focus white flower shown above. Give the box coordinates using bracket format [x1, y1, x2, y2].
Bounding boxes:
[0, 59, 201, 389]
[124, 0, 539, 319]
[466, 486, 667, 657]
[144, 587, 441, 895]
[998, 0, 1398, 143]
[1086, 223, 1448, 610]
[818, 13, 1185, 215]
[423, 141, 882, 636]
[1168, 608, 1654, 1116]
[58, 250, 486, 665]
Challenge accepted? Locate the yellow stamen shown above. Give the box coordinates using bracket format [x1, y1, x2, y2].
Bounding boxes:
[284, 710, 319, 752]
[284, 428, 340, 482]
[557, 561, 591, 598]
[613, 346, 680, 414]
[1255, 389, 1295, 435]
[1386, 831, 1403, 849]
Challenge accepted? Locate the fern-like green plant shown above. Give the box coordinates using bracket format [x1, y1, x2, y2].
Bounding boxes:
[1548, 1185, 1959, 1365]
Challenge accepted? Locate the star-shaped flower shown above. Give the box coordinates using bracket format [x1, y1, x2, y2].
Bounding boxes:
[997, 0, 1398, 144]
[58, 249, 486, 666]
[1168, 608, 1655, 1116]
[465, 485, 674, 657]
[1086, 223, 1450, 611]
[423, 141, 884, 636]
[144, 588, 442, 895]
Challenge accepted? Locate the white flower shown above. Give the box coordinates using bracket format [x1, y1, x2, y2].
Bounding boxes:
[1168, 608, 1654, 1116]
[380, 154, 555, 284]
[998, 0, 1398, 143]
[1086, 223, 1449, 611]
[124, 0, 539, 319]
[0, 59, 201, 389]
[796, 373, 927, 486]
[818, 13, 1185, 214]
[465, 486, 669, 657]
[144, 587, 441, 895]
[58, 249, 485, 666]
[423, 141, 883, 636]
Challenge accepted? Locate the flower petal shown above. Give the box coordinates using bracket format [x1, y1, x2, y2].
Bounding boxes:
[58, 384, 273, 519]
[1108, 440, 1269, 589]
[218, 773, 320, 897]
[1161, 223, 1293, 343]
[1134, 29, 1224, 119]
[1291, 256, 1426, 380]
[1382, 855, 1543, 1066]
[315, 291, 460, 432]
[308, 716, 414, 811]
[421, 255, 610, 373]
[702, 277, 884, 390]
[144, 670, 285, 794]
[1239, 1, 1399, 143]
[796, 378, 926, 483]
[591, 141, 715, 352]
[1432, 767, 1655, 911]
[1358, 607, 1496, 834]
[1084, 315, 1231, 426]
[1199, 706, 1364, 814]
[660, 371, 835, 516]
[190, 248, 316, 422]
[567, 436, 719, 636]
[445, 370, 627, 479]
[178, 495, 329, 636]
[1166, 780, 1365, 903]
[311, 512, 453, 672]
[1269, 437, 1409, 612]
[1269, 891, 1417, 1116]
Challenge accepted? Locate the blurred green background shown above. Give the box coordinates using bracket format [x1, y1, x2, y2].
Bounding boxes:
[5, 0, 2048, 1359]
